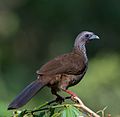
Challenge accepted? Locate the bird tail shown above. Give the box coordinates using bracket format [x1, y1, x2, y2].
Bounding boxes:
[8, 78, 47, 110]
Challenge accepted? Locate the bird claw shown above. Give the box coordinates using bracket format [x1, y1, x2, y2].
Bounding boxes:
[71, 96, 84, 105]
[71, 96, 78, 103]
[56, 96, 64, 104]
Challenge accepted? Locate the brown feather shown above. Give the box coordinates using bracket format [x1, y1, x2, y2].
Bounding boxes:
[37, 51, 86, 76]
[8, 31, 99, 109]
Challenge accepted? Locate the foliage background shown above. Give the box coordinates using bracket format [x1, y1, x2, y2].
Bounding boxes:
[0, 0, 120, 116]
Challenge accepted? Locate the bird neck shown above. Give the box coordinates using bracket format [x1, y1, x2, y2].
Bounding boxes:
[73, 42, 88, 63]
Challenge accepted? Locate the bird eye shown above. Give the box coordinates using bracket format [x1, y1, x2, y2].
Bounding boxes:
[85, 34, 90, 38]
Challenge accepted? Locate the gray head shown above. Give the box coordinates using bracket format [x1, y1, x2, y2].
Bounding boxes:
[74, 31, 99, 48]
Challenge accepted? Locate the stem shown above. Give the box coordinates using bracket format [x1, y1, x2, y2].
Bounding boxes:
[31, 96, 71, 113]
[24, 96, 100, 117]
[32, 104, 66, 113]
[73, 97, 100, 117]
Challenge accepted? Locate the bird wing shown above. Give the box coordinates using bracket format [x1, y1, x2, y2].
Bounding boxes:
[36, 53, 86, 76]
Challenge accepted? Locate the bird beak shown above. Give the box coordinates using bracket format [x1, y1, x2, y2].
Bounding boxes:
[89, 34, 100, 40]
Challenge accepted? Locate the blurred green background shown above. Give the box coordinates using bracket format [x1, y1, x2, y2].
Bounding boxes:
[0, 0, 120, 116]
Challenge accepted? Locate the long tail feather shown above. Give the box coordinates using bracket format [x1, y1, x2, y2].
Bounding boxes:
[8, 79, 46, 110]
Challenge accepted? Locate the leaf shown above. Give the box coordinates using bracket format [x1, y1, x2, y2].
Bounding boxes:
[60, 104, 86, 117]
[17, 110, 27, 117]
[50, 108, 55, 116]
[51, 112, 61, 117]
[38, 111, 50, 117]
[60, 109, 66, 117]
[38, 111, 46, 117]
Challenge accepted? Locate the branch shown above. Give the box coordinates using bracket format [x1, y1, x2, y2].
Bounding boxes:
[31, 96, 100, 117]
[14, 96, 101, 117]
[32, 96, 71, 113]
[73, 96, 100, 117]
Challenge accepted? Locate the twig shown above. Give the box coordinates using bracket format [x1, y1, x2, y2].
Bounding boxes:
[73, 97, 100, 117]
[21, 96, 100, 117]
[47, 96, 71, 105]
[32, 96, 71, 113]
[96, 106, 108, 117]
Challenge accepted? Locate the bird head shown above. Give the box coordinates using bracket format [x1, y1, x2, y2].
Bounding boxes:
[77, 31, 99, 43]
[74, 31, 99, 48]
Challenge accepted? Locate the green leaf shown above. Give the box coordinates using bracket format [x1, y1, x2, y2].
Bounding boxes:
[38, 111, 50, 117]
[71, 106, 83, 116]
[60, 104, 86, 117]
[50, 108, 55, 116]
[51, 112, 61, 117]
[60, 109, 66, 117]
[17, 110, 27, 117]
[38, 111, 46, 117]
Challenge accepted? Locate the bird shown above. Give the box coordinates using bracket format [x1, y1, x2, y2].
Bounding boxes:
[8, 31, 99, 110]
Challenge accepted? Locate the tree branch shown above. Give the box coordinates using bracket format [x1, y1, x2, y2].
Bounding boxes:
[15, 96, 101, 117]
[73, 96, 100, 117]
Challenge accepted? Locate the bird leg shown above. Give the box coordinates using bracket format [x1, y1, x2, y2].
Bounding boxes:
[61, 89, 85, 105]
[62, 89, 77, 97]
[62, 89, 100, 117]
[51, 89, 64, 104]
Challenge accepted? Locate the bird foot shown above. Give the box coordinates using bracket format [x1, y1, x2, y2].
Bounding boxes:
[56, 96, 64, 104]
[71, 96, 84, 105]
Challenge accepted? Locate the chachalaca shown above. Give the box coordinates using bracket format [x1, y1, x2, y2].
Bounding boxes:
[8, 31, 99, 110]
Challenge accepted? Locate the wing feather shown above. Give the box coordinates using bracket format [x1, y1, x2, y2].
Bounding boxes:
[36, 53, 85, 75]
